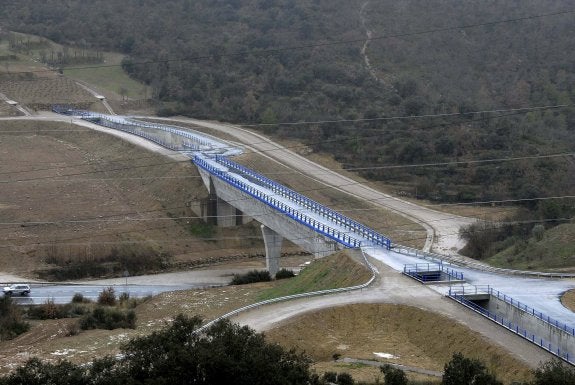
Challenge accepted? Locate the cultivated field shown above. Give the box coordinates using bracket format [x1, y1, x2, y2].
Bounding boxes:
[0, 77, 100, 111]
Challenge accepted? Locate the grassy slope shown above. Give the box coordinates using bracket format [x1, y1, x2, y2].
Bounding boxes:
[0, 120, 267, 278]
[257, 250, 372, 301]
[1, 31, 148, 102]
[265, 304, 533, 385]
[64, 51, 149, 100]
[486, 223, 575, 271]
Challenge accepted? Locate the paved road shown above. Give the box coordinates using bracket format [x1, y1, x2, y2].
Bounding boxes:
[2, 283, 210, 305]
[367, 247, 575, 325]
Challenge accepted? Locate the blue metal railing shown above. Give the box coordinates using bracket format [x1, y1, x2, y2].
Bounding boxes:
[52, 105, 224, 152]
[487, 288, 575, 336]
[53, 106, 391, 250]
[449, 292, 573, 364]
[211, 155, 392, 250]
[403, 263, 464, 282]
[194, 155, 369, 248]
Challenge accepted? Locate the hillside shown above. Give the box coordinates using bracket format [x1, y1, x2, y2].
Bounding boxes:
[0, 0, 573, 203]
[486, 222, 575, 272]
[266, 304, 533, 384]
[0, 120, 270, 279]
[0, 0, 573, 267]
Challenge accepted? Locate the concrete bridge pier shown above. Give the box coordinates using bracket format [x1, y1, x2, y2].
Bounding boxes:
[261, 225, 283, 277]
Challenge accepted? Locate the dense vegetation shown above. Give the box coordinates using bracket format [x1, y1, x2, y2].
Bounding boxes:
[0, 315, 314, 385]
[0, 0, 572, 201]
[0, 0, 573, 261]
[1, 315, 573, 385]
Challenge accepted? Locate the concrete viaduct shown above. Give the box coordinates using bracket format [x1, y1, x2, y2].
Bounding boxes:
[51, 107, 575, 366]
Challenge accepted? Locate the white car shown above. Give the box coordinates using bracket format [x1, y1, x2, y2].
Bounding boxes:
[3, 284, 31, 296]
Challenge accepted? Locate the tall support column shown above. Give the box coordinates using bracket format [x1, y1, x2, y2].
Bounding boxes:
[261, 225, 283, 277]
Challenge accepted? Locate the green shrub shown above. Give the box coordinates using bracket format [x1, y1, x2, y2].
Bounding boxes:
[533, 359, 575, 385]
[336, 372, 354, 385]
[119, 292, 130, 304]
[323, 372, 337, 383]
[231, 270, 271, 285]
[79, 306, 136, 330]
[71, 293, 90, 303]
[275, 268, 295, 280]
[26, 299, 69, 320]
[380, 364, 408, 385]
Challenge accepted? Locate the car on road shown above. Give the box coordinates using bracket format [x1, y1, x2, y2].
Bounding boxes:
[3, 284, 31, 296]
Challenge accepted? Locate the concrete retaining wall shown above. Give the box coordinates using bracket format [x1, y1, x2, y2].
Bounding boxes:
[485, 295, 575, 359]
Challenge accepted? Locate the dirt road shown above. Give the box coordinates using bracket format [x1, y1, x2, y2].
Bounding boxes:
[154, 116, 476, 255]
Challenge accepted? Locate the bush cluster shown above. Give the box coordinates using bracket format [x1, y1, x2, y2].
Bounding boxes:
[0, 297, 29, 341]
[26, 300, 87, 320]
[275, 268, 296, 280]
[231, 270, 271, 285]
[79, 307, 136, 330]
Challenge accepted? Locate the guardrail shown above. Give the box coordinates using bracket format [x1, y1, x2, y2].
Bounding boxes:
[205, 155, 391, 250]
[52, 105, 233, 154]
[403, 263, 464, 282]
[394, 244, 575, 279]
[448, 292, 574, 364]
[196, 248, 377, 333]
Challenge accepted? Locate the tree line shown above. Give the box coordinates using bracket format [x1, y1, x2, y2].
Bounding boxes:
[0, 314, 573, 384]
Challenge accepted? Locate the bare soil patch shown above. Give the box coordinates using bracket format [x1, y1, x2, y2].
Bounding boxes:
[561, 289, 575, 312]
[265, 303, 533, 384]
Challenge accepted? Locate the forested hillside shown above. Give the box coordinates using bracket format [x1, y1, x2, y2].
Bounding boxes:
[0, 0, 573, 263]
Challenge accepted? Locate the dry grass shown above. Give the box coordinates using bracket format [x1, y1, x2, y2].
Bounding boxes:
[0, 284, 269, 374]
[265, 303, 533, 385]
[0, 120, 274, 278]
[561, 289, 575, 312]
[312, 361, 439, 384]
[0, 77, 100, 111]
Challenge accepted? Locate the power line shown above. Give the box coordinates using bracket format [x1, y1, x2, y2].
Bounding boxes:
[342, 152, 575, 171]
[3, 9, 574, 76]
[241, 105, 569, 127]
[2, 103, 567, 130]
[1, 106, 572, 183]
[428, 195, 575, 207]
